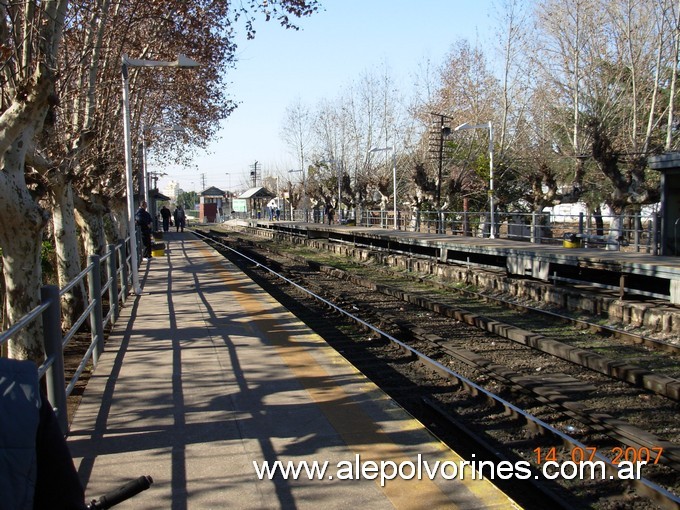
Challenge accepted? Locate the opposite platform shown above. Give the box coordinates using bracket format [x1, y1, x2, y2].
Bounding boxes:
[68, 232, 519, 509]
[251, 219, 680, 306]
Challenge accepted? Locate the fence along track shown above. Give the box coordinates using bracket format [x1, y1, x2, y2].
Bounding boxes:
[0, 242, 130, 432]
[195, 229, 680, 510]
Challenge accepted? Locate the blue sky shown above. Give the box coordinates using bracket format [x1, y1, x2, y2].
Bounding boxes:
[157, 0, 496, 194]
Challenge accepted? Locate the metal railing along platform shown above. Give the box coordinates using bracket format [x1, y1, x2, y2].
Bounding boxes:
[232, 209, 663, 254]
[0, 240, 133, 433]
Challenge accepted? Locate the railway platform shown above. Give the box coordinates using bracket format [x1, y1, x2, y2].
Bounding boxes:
[67, 232, 520, 509]
[233, 219, 680, 334]
[252, 219, 680, 300]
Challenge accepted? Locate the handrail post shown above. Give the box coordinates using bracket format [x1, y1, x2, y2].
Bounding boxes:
[88, 255, 105, 364]
[107, 243, 120, 320]
[41, 285, 67, 433]
[120, 239, 129, 298]
[653, 213, 659, 256]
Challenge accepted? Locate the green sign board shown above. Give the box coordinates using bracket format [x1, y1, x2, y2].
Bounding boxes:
[232, 198, 248, 212]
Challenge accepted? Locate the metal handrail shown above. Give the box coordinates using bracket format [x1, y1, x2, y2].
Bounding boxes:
[0, 241, 131, 433]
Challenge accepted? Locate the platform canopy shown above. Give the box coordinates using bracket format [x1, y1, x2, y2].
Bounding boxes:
[648, 152, 680, 256]
[150, 189, 172, 202]
[238, 186, 274, 199]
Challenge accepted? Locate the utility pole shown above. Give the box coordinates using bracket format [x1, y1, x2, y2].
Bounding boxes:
[250, 161, 258, 187]
[429, 113, 452, 210]
[200, 172, 206, 191]
[429, 113, 452, 234]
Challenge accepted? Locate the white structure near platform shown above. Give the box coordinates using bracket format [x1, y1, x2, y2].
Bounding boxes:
[162, 180, 181, 201]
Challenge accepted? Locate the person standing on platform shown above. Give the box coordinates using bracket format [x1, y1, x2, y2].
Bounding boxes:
[174, 205, 186, 232]
[160, 205, 171, 232]
[135, 201, 153, 261]
[327, 207, 334, 225]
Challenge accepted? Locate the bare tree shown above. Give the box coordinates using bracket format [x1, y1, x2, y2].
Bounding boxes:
[0, 0, 321, 361]
[281, 98, 313, 209]
[0, 1, 69, 361]
[531, 0, 667, 237]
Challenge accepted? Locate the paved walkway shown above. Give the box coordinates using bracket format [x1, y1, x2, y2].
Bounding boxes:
[68, 232, 518, 509]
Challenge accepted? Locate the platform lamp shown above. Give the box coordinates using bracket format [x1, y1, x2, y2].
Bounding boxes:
[455, 121, 494, 239]
[122, 53, 200, 295]
[368, 147, 398, 230]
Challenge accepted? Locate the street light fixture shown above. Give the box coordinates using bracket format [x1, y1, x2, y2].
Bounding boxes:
[368, 147, 398, 230]
[122, 53, 200, 295]
[455, 121, 495, 239]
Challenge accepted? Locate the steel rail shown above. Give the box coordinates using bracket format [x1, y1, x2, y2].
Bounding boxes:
[195, 229, 680, 510]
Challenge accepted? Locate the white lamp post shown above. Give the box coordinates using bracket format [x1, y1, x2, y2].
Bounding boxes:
[455, 121, 494, 239]
[122, 54, 199, 295]
[276, 175, 280, 204]
[368, 147, 398, 230]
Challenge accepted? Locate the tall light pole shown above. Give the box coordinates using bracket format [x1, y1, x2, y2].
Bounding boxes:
[122, 53, 199, 295]
[455, 121, 494, 239]
[368, 147, 398, 230]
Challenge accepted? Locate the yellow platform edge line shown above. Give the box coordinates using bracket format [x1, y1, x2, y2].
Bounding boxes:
[194, 242, 521, 510]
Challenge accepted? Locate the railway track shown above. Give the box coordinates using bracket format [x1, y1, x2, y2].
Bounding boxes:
[216, 226, 680, 381]
[195, 227, 680, 509]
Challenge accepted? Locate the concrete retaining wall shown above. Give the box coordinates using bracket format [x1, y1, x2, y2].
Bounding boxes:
[244, 226, 679, 336]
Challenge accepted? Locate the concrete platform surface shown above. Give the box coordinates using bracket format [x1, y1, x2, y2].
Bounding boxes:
[68, 232, 519, 509]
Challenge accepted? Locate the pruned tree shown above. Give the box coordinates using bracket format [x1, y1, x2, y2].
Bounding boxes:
[1, 0, 320, 362]
[532, 0, 667, 237]
[0, 1, 69, 361]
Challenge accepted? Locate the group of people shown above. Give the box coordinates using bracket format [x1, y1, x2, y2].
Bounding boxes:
[135, 202, 186, 261]
[160, 205, 186, 233]
[268, 206, 281, 221]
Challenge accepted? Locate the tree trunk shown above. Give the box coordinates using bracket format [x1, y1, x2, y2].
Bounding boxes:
[75, 194, 107, 257]
[50, 180, 86, 330]
[608, 212, 624, 237]
[0, 1, 69, 362]
[594, 206, 604, 236]
[0, 132, 49, 363]
[109, 199, 129, 242]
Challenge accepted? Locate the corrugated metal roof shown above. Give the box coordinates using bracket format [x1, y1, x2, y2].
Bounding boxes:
[238, 187, 274, 199]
